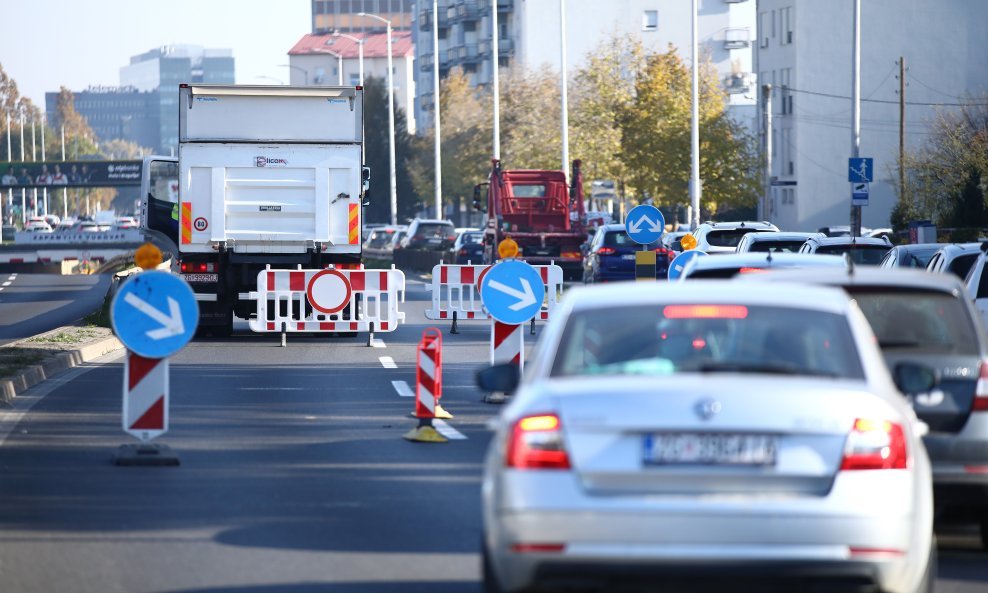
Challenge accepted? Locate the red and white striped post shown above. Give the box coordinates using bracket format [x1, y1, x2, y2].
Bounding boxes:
[490, 321, 524, 372]
[404, 328, 449, 443]
[123, 353, 169, 442]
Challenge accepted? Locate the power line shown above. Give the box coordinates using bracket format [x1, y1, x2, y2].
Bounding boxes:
[786, 86, 988, 107]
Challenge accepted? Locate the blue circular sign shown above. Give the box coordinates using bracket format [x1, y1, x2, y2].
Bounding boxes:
[668, 250, 708, 280]
[480, 260, 546, 325]
[111, 271, 199, 358]
[625, 205, 665, 245]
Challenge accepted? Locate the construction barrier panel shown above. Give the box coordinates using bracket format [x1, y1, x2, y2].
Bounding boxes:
[491, 321, 525, 371]
[425, 263, 563, 324]
[404, 328, 449, 443]
[247, 265, 405, 333]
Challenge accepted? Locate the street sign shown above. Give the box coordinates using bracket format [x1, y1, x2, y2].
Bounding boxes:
[307, 269, 352, 314]
[852, 182, 869, 206]
[668, 250, 708, 280]
[625, 204, 665, 245]
[848, 157, 874, 183]
[480, 260, 545, 325]
[111, 271, 199, 359]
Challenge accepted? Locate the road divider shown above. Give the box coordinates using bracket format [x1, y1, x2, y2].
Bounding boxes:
[404, 328, 451, 443]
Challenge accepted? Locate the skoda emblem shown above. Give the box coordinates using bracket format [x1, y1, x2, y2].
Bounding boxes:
[694, 398, 721, 421]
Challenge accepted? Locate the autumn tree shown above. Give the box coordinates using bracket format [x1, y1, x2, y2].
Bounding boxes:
[619, 46, 760, 220]
[499, 66, 563, 171]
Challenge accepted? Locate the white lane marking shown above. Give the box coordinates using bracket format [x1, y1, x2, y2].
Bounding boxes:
[0, 350, 126, 447]
[2, 282, 11, 287]
[379, 356, 397, 369]
[238, 387, 305, 391]
[434, 419, 468, 440]
[391, 380, 414, 397]
[371, 339, 386, 348]
[9, 274, 16, 278]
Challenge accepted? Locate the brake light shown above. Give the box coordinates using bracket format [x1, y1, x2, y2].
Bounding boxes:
[506, 414, 570, 469]
[738, 267, 767, 274]
[840, 418, 908, 470]
[510, 543, 566, 553]
[974, 361, 988, 411]
[561, 251, 582, 259]
[663, 305, 749, 319]
[597, 247, 616, 255]
[180, 262, 215, 273]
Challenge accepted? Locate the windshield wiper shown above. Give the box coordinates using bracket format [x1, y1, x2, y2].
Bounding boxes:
[878, 339, 922, 348]
[696, 361, 840, 378]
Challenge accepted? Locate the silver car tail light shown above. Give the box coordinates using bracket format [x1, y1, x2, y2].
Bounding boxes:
[506, 414, 571, 470]
[840, 419, 908, 471]
[973, 361, 988, 412]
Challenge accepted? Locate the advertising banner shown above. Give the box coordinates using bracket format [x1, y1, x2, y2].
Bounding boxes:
[0, 160, 142, 189]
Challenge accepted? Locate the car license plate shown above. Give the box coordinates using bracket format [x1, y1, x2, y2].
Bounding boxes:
[428, 238, 442, 244]
[621, 254, 636, 260]
[643, 433, 777, 466]
[182, 273, 218, 283]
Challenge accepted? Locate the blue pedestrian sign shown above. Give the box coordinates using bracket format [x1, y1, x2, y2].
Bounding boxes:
[848, 158, 874, 183]
[668, 250, 708, 280]
[625, 204, 665, 245]
[111, 271, 199, 359]
[851, 182, 869, 206]
[480, 260, 545, 325]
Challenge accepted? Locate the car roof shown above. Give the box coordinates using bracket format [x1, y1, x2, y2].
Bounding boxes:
[412, 219, 452, 225]
[565, 280, 853, 316]
[698, 221, 778, 230]
[934, 242, 981, 256]
[687, 252, 846, 271]
[890, 243, 941, 252]
[806, 236, 891, 247]
[745, 231, 823, 241]
[739, 266, 965, 294]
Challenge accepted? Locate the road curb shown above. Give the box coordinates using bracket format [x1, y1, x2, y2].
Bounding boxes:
[0, 334, 123, 407]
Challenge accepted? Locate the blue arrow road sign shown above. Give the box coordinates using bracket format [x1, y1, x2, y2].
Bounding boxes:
[668, 250, 708, 280]
[480, 259, 546, 325]
[625, 204, 665, 245]
[111, 271, 199, 359]
[848, 157, 874, 183]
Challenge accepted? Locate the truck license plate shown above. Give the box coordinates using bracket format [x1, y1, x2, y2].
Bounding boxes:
[182, 273, 218, 283]
[643, 433, 776, 466]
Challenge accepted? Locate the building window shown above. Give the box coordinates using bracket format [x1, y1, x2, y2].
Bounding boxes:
[642, 10, 658, 31]
[349, 73, 360, 85]
[759, 12, 768, 47]
[771, 9, 776, 38]
[783, 7, 793, 44]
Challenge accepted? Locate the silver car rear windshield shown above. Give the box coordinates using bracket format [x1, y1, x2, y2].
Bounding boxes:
[551, 304, 865, 379]
[849, 288, 980, 355]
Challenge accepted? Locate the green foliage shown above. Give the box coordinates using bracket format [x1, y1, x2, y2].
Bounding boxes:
[362, 76, 417, 224]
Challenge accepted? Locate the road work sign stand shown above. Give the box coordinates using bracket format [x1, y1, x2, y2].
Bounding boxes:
[479, 260, 544, 404]
[110, 250, 198, 466]
[404, 328, 449, 443]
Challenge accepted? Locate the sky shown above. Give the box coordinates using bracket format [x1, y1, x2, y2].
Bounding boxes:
[2, 0, 310, 108]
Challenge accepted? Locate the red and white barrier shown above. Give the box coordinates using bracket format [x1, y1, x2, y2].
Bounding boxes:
[122, 353, 169, 442]
[247, 265, 405, 333]
[415, 328, 443, 419]
[425, 263, 564, 325]
[491, 321, 525, 371]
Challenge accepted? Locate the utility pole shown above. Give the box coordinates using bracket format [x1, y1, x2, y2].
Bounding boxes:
[850, 0, 862, 237]
[559, 0, 570, 181]
[432, 0, 443, 220]
[491, 0, 500, 160]
[689, 0, 701, 230]
[762, 84, 773, 222]
[898, 56, 906, 211]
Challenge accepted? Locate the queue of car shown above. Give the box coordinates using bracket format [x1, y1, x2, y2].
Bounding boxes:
[477, 219, 988, 593]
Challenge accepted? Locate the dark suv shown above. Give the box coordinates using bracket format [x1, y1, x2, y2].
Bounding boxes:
[583, 224, 672, 283]
[400, 219, 457, 251]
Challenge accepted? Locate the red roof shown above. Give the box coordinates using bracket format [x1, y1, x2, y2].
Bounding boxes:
[289, 31, 413, 59]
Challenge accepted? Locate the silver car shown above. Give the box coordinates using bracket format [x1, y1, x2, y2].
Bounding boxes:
[478, 281, 935, 593]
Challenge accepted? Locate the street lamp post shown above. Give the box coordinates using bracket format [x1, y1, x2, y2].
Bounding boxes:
[334, 32, 364, 86]
[278, 63, 309, 85]
[359, 11, 398, 226]
[432, 0, 442, 220]
[312, 48, 343, 85]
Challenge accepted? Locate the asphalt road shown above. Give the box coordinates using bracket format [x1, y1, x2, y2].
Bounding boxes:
[0, 272, 111, 345]
[0, 277, 985, 592]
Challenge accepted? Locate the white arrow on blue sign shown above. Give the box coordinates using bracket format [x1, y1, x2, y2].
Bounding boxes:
[625, 204, 666, 245]
[111, 271, 199, 359]
[480, 259, 545, 325]
[668, 250, 708, 280]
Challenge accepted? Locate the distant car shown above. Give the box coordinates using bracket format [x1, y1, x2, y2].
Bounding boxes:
[76, 221, 100, 233]
[689, 221, 779, 254]
[400, 218, 456, 251]
[661, 230, 689, 252]
[477, 280, 935, 593]
[582, 223, 672, 283]
[24, 217, 52, 233]
[963, 243, 988, 328]
[880, 244, 942, 269]
[114, 216, 138, 230]
[43, 214, 60, 228]
[927, 243, 981, 279]
[735, 231, 824, 253]
[799, 235, 892, 265]
[449, 230, 485, 264]
[677, 252, 845, 280]
[746, 266, 988, 548]
[362, 225, 406, 261]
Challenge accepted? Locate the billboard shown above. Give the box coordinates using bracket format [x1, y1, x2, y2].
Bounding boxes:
[0, 160, 142, 189]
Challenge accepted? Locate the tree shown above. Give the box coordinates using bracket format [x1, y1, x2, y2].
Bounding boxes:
[499, 66, 563, 171]
[893, 95, 988, 233]
[619, 46, 760, 219]
[362, 76, 417, 224]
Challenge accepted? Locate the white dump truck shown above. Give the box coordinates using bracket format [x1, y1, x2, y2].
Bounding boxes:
[141, 84, 369, 335]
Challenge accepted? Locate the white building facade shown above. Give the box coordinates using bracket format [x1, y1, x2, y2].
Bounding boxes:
[756, 0, 988, 231]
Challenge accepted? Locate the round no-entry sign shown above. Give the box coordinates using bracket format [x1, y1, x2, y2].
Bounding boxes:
[307, 269, 352, 314]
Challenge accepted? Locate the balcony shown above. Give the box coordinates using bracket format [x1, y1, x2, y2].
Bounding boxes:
[418, 8, 449, 31]
[724, 72, 752, 94]
[419, 53, 434, 72]
[455, 0, 480, 21]
[478, 38, 514, 56]
[497, 0, 514, 10]
[457, 44, 480, 64]
[420, 91, 434, 111]
[724, 27, 750, 49]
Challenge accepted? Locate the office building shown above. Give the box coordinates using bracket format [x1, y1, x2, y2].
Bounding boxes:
[45, 86, 160, 152]
[312, 0, 416, 33]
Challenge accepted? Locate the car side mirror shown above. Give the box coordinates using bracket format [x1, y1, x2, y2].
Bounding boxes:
[893, 362, 938, 396]
[476, 363, 520, 394]
[362, 166, 371, 194]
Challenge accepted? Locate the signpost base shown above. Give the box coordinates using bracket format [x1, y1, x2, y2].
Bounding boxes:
[113, 443, 180, 466]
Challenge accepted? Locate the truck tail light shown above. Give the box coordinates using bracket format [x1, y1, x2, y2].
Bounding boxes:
[561, 251, 582, 259]
[506, 414, 571, 470]
[180, 262, 215, 273]
[973, 361, 988, 411]
[597, 247, 616, 256]
[840, 418, 908, 471]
